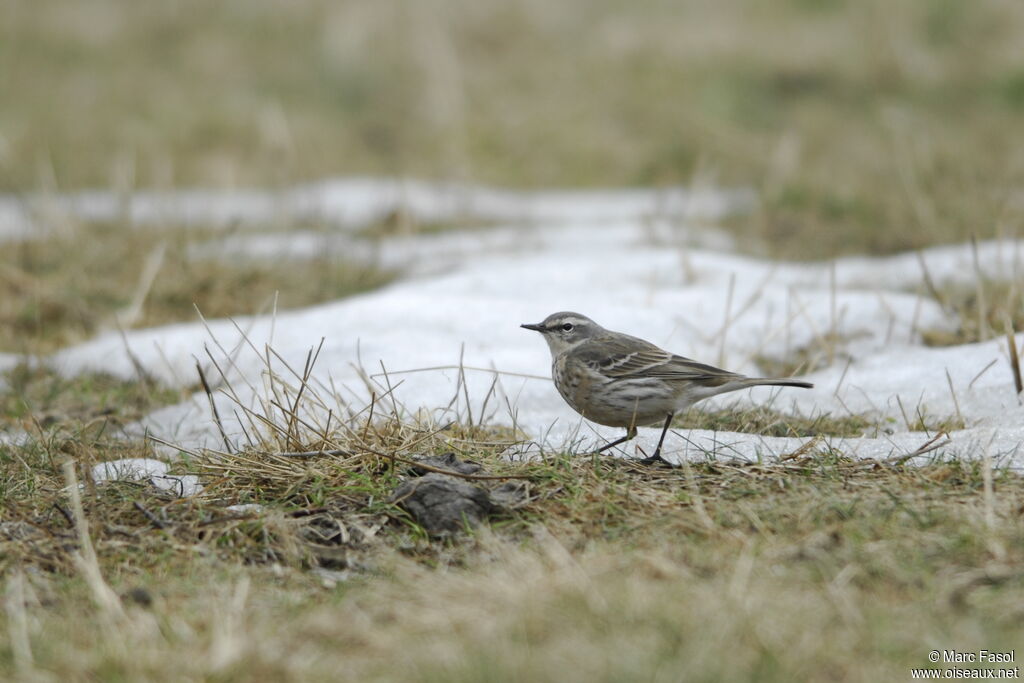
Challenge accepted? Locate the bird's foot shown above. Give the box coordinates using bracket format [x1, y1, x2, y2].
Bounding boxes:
[632, 450, 679, 468]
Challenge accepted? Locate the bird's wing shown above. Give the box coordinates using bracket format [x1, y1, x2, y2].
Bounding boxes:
[576, 335, 744, 385]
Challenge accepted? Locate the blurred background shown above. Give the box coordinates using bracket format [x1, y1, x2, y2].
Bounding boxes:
[2, 0, 1024, 349]
[5, 0, 1024, 248]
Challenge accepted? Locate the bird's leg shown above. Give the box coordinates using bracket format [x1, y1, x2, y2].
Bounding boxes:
[596, 426, 637, 454]
[637, 414, 676, 466]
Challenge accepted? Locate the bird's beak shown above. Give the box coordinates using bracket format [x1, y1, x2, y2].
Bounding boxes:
[520, 322, 543, 331]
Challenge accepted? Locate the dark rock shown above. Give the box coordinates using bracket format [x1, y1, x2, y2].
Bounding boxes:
[391, 473, 495, 536]
[124, 586, 154, 608]
[391, 454, 530, 537]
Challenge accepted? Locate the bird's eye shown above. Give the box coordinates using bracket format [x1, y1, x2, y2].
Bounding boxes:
[562, 323, 574, 332]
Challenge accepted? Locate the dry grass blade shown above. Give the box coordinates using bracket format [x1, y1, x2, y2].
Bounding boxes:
[970, 235, 990, 341]
[196, 361, 233, 454]
[969, 358, 998, 389]
[458, 343, 474, 427]
[3, 572, 34, 677]
[716, 272, 736, 367]
[1005, 327, 1023, 400]
[116, 239, 167, 329]
[945, 368, 964, 426]
[682, 461, 715, 533]
[887, 432, 951, 465]
[916, 249, 951, 315]
[61, 460, 125, 619]
[780, 435, 823, 461]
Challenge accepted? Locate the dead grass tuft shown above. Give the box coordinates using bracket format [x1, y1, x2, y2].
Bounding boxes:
[921, 278, 1024, 347]
[3, 412, 1023, 680]
[674, 403, 877, 438]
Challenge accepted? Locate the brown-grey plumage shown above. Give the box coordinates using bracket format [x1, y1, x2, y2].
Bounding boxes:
[521, 311, 813, 464]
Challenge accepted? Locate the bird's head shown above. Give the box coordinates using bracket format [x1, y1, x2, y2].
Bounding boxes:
[521, 311, 603, 355]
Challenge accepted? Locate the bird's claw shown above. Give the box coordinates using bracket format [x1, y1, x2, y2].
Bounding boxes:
[633, 452, 679, 468]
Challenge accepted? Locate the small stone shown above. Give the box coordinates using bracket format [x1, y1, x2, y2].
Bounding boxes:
[489, 481, 529, 510]
[124, 586, 153, 608]
[391, 473, 495, 536]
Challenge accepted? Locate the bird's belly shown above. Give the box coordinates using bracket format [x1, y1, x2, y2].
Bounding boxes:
[554, 365, 675, 428]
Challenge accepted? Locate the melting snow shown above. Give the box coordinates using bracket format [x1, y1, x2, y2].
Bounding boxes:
[0, 177, 751, 242]
[4, 180, 1023, 467]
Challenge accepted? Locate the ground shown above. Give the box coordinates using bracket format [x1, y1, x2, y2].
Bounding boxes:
[3, 1, 1024, 681]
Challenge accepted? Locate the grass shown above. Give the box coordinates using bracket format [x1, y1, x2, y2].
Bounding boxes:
[674, 403, 879, 438]
[2, 404, 1022, 681]
[1, 342, 1012, 681]
[0, 222, 392, 353]
[921, 278, 1024, 347]
[4, 0, 1024, 679]
[3, 0, 1024, 259]
[2, 0, 1021, 354]
[0, 364, 184, 431]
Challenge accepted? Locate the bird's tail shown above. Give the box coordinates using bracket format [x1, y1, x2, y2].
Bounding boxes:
[741, 378, 814, 389]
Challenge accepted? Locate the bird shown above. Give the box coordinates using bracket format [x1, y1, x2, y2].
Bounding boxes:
[521, 311, 814, 465]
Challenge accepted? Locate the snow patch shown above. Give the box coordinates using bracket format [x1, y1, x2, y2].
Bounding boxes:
[27, 180, 1024, 467]
[0, 178, 752, 243]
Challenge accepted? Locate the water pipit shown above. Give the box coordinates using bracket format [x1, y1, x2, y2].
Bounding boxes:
[522, 311, 813, 465]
